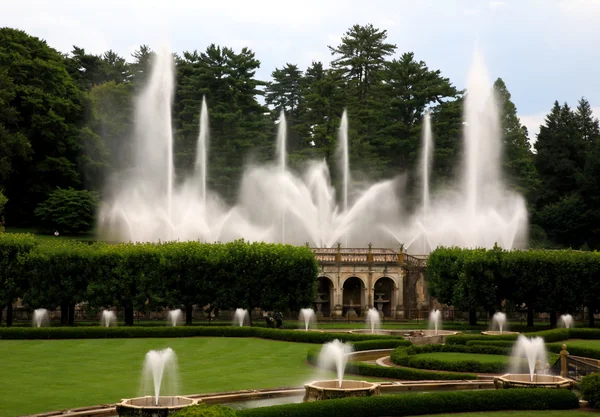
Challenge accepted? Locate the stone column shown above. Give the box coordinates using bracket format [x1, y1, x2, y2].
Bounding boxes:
[396, 273, 405, 319]
[560, 344, 569, 377]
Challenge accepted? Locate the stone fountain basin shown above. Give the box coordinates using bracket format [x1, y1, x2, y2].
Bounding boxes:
[303, 380, 380, 402]
[116, 396, 199, 417]
[493, 374, 573, 389]
[481, 331, 520, 336]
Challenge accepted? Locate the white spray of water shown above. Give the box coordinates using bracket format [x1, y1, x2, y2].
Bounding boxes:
[299, 308, 316, 331]
[33, 308, 49, 328]
[101, 310, 116, 327]
[140, 348, 179, 406]
[429, 309, 441, 335]
[366, 308, 381, 334]
[318, 340, 353, 388]
[509, 336, 547, 382]
[233, 308, 249, 327]
[492, 312, 507, 334]
[168, 309, 183, 327]
[560, 314, 573, 329]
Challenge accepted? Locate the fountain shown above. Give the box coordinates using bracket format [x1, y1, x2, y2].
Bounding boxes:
[560, 314, 573, 329]
[304, 340, 379, 401]
[117, 348, 198, 416]
[365, 308, 381, 334]
[97, 45, 527, 254]
[101, 310, 117, 327]
[428, 309, 441, 336]
[233, 308, 249, 327]
[168, 309, 183, 327]
[299, 308, 316, 331]
[494, 335, 572, 389]
[33, 308, 49, 327]
[482, 312, 519, 335]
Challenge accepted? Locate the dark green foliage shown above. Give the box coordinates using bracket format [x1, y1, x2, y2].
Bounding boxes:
[237, 389, 579, 417]
[34, 188, 99, 233]
[350, 339, 412, 351]
[580, 373, 600, 408]
[445, 329, 569, 346]
[172, 404, 236, 417]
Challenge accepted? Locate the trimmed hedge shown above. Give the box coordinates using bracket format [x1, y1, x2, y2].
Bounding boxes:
[580, 373, 600, 408]
[0, 326, 406, 343]
[568, 328, 600, 339]
[390, 344, 509, 374]
[351, 339, 412, 351]
[546, 343, 600, 360]
[172, 405, 236, 417]
[237, 388, 579, 417]
[445, 328, 569, 345]
[307, 346, 477, 381]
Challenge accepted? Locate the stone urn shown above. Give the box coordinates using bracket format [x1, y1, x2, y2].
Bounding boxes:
[303, 380, 380, 402]
[116, 396, 199, 417]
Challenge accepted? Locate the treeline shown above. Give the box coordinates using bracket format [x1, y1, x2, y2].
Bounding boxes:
[0, 234, 318, 326]
[0, 25, 599, 248]
[427, 246, 600, 327]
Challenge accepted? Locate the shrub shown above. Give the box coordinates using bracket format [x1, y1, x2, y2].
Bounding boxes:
[237, 388, 579, 417]
[546, 343, 600, 360]
[350, 339, 412, 351]
[580, 373, 600, 408]
[569, 328, 600, 340]
[172, 404, 237, 417]
[34, 187, 99, 234]
[445, 329, 568, 346]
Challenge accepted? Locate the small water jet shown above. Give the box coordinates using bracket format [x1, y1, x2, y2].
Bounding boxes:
[317, 340, 353, 388]
[365, 308, 381, 334]
[560, 314, 573, 329]
[33, 308, 49, 327]
[140, 348, 179, 406]
[299, 308, 316, 331]
[168, 309, 183, 327]
[509, 335, 547, 382]
[493, 312, 507, 334]
[233, 308, 249, 327]
[428, 309, 441, 336]
[101, 310, 117, 327]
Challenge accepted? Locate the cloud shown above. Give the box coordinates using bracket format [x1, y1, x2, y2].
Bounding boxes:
[489, 1, 506, 8]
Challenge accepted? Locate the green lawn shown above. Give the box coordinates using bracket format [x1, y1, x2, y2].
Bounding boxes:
[0, 337, 347, 417]
[563, 339, 600, 349]
[419, 411, 594, 417]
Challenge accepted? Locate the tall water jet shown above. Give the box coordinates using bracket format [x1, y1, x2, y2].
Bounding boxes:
[338, 110, 349, 215]
[33, 308, 49, 327]
[317, 340, 353, 388]
[510, 336, 548, 382]
[421, 112, 432, 220]
[365, 308, 381, 334]
[299, 308, 316, 331]
[233, 308, 249, 327]
[560, 314, 573, 329]
[140, 348, 179, 406]
[101, 310, 116, 327]
[492, 312, 507, 334]
[195, 96, 209, 207]
[276, 111, 287, 242]
[168, 309, 183, 327]
[428, 309, 441, 336]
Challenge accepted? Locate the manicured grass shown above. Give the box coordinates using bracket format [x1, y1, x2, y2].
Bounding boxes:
[563, 339, 600, 349]
[0, 337, 353, 417]
[413, 352, 511, 365]
[419, 411, 592, 417]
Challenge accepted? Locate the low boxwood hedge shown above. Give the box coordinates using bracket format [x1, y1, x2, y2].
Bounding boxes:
[466, 338, 600, 361]
[568, 328, 600, 339]
[307, 346, 476, 380]
[0, 326, 405, 344]
[237, 388, 579, 417]
[390, 344, 510, 374]
[172, 404, 236, 417]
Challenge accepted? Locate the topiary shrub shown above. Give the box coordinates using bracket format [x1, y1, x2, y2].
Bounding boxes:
[580, 373, 600, 408]
[171, 404, 236, 417]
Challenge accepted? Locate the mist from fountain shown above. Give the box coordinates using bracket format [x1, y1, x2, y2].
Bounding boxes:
[560, 314, 573, 329]
[233, 308, 249, 327]
[366, 308, 381, 334]
[318, 340, 353, 388]
[140, 348, 179, 406]
[509, 335, 548, 382]
[492, 312, 507, 334]
[101, 310, 116, 327]
[97, 46, 528, 253]
[429, 309, 441, 335]
[168, 309, 183, 326]
[299, 308, 316, 331]
[33, 308, 49, 327]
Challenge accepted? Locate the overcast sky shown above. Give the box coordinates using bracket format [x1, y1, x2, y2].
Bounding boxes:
[3, 0, 600, 141]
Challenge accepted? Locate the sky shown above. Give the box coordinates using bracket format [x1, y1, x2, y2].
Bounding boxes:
[2, 0, 600, 141]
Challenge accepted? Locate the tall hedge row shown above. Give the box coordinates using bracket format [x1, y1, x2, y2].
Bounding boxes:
[427, 246, 600, 326]
[0, 234, 318, 326]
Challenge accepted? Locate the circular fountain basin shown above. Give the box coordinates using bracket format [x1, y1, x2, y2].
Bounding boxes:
[493, 374, 573, 389]
[116, 396, 199, 417]
[303, 380, 380, 402]
[481, 331, 520, 336]
[349, 329, 458, 344]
